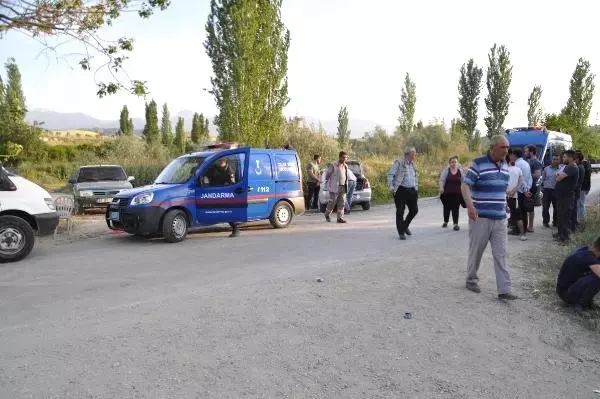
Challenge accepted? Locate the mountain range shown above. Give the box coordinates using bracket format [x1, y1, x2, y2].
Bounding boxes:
[25, 108, 394, 138]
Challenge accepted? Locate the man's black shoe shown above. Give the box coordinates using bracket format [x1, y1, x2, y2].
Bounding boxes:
[404, 228, 412, 236]
[399, 233, 406, 240]
[498, 293, 518, 301]
[337, 218, 347, 223]
[543, 222, 550, 228]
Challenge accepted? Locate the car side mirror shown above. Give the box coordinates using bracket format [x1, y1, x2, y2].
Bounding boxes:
[68, 176, 76, 184]
[127, 176, 135, 182]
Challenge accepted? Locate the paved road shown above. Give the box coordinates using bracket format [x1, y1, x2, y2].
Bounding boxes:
[2, 181, 600, 398]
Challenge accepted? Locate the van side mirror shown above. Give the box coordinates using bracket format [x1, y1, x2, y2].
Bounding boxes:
[127, 176, 135, 182]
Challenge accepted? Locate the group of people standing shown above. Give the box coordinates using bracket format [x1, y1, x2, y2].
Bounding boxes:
[386, 136, 597, 307]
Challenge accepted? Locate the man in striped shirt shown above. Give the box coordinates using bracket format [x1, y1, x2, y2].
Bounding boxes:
[461, 135, 518, 301]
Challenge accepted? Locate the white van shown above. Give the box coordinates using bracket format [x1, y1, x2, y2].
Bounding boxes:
[0, 165, 59, 263]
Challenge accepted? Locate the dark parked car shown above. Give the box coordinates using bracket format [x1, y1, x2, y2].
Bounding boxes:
[69, 165, 134, 213]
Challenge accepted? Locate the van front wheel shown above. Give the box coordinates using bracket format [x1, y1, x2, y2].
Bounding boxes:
[0, 215, 35, 263]
[270, 201, 294, 229]
[162, 209, 188, 243]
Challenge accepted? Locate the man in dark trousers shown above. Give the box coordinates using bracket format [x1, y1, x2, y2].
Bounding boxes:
[524, 145, 543, 232]
[554, 150, 579, 244]
[570, 151, 586, 231]
[540, 153, 560, 228]
[556, 236, 600, 310]
[306, 154, 322, 210]
[580, 155, 592, 225]
[387, 146, 418, 240]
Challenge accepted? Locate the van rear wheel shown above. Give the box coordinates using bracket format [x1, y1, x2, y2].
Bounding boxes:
[270, 201, 293, 228]
[0, 215, 35, 263]
[162, 209, 188, 243]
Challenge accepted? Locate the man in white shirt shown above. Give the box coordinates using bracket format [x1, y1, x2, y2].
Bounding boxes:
[507, 151, 525, 240]
[509, 148, 533, 237]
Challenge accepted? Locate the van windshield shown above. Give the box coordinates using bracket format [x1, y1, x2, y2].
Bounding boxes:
[155, 157, 206, 184]
[77, 166, 127, 182]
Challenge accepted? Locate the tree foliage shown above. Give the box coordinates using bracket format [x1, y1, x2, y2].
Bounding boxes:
[191, 112, 209, 144]
[174, 117, 186, 154]
[119, 105, 134, 136]
[484, 44, 512, 138]
[396, 72, 416, 136]
[457, 58, 483, 150]
[160, 103, 173, 147]
[205, 0, 290, 147]
[0, 58, 40, 157]
[142, 100, 159, 144]
[0, 0, 171, 97]
[564, 58, 595, 133]
[337, 106, 350, 149]
[527, 85, 543, 126]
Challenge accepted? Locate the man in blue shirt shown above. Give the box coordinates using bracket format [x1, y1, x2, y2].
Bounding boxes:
[556, 237, 600, 310]
[540, 153, 561, 227]
[461, 135, 517, 301]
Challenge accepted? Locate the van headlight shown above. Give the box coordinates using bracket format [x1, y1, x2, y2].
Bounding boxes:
[131, 192, 154, 206]
[79, 190, 93, 197]
[44, 198, 56, 211]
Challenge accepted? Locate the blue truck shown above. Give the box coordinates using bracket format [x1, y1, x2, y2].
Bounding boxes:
[105, 145, 305, 242]
[505, 126, 573, 166]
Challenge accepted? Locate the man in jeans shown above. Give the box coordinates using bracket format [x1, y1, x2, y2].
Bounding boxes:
[461, 135, 517, 301]
[387, 146, 418, 240]
[324, 151, 349, 224]
[540, 153, 560, 228]
[306, 154, 321, 210]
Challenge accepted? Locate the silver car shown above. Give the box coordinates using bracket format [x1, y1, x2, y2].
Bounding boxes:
[69, 165, 135, 214]
[318, 160, 372, 212]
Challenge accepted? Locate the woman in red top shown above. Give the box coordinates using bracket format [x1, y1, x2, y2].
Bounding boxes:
[438, 156, 464, 231]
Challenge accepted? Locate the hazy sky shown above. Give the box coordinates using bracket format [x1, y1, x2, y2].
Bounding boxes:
[1, 0, 599, 133]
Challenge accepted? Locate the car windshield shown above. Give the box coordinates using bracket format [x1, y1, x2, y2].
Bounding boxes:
[77, 166, 127, 182]
[155, 157, 206, 184]
[1, 166, 15, 177]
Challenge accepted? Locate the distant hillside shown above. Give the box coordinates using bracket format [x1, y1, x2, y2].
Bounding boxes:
[26, 108, 393, 138]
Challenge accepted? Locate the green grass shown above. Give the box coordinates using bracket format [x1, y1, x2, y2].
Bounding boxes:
[523, 196, 600, 333]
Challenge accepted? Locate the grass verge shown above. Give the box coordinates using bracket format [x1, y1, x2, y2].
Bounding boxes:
[523, 193, 600, 333]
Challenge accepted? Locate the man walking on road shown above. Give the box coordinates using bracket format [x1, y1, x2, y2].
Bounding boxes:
[306, 154, 322, 210]
[541, 154, 560, 228]
[388, 146, 419, 240]
[461, 135, 517, 301]
[324, 151, 349, 223]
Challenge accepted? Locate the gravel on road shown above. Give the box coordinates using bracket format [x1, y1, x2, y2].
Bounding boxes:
[2, 183, 600, 398]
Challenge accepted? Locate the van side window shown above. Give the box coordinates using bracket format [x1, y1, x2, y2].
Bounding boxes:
[201, 153, 246, 187]
[249, 154, 272, 179]
[274, 153, 299, 181]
